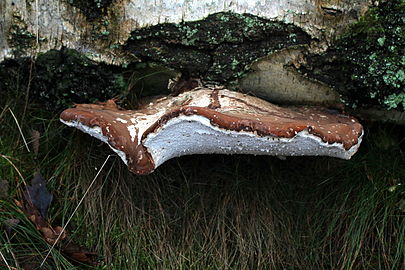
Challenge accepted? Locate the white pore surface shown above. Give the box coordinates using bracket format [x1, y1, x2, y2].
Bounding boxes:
[144, 115, 362, 168]
[60, 119, 128, 165]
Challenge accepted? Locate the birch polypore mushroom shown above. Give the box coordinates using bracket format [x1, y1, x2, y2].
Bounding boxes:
[60, 89, 363, 174]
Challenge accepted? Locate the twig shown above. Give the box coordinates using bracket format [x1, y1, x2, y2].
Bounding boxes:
[40, 155, 112, 266]
[8, 108, 30, 152]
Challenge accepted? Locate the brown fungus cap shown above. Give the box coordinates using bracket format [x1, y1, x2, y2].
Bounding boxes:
[60, 88, 363, 175]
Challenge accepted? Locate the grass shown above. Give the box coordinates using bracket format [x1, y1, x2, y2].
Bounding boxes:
[0, 83, 404, 269]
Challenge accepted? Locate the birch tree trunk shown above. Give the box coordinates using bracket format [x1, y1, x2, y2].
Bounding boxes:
[0, 0, 370, 63]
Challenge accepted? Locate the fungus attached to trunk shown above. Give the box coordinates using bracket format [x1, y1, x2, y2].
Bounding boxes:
[60, 88, 363, 174]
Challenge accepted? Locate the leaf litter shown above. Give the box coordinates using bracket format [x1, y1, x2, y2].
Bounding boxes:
[15, 171, 98, 265]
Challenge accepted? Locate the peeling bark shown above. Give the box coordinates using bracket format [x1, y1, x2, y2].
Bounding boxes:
[239, 47, 340, 105]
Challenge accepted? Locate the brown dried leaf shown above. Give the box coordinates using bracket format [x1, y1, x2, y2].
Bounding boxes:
[62, 242, 98, 265]
[17, 172, 98, 265]
[14, 199, 24, 208]
[40, 226, 66, 245]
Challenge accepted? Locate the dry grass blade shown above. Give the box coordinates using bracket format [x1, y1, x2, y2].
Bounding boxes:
[0, 250, 11, 270]
[40, 154, 113, 266]
[0, 154, 27, 187]
[8, 108, 30, 153]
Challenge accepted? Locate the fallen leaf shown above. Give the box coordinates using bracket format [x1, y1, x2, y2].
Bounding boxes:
[14, 199, 23, 208]
[25, 172, 53, 219]
[16, 172, 99, 265]
[62, 241, 98, 265]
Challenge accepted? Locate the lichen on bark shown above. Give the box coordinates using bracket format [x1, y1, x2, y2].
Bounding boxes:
[300, 0, 404, 111]
[7, 12, 38, 56]
[124, 12, 311, 84]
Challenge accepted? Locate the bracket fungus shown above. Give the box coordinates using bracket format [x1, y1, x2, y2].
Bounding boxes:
[60, 88, 363, 174]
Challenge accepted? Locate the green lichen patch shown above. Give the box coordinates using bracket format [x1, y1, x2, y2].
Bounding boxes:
[300, 0, 404, 111]
[125, 12, 311, 84]
[384, 93, 405, 110]
[66, 0, 113, 21]
[0, 48, 126, 111]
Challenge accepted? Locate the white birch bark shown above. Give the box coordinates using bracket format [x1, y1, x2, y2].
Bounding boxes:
[0, 0, 371, 63]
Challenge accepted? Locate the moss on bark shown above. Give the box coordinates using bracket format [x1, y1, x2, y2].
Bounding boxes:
[0, 48, 125, 111]
[0, 47, 180, 111]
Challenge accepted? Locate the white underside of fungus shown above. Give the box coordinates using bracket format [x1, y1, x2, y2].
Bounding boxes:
[60, 120, 129, 165]
[143, 115, 362, 168]
[60, 88, 363, 174]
